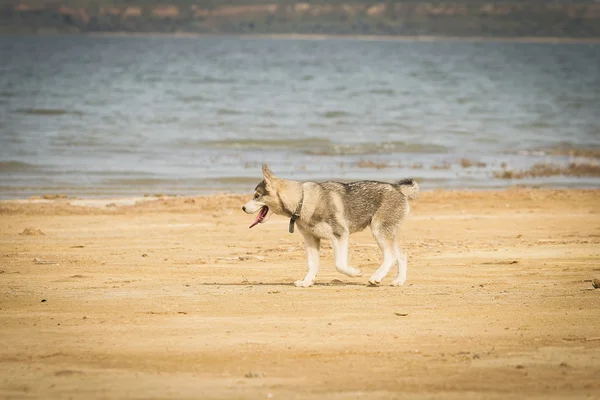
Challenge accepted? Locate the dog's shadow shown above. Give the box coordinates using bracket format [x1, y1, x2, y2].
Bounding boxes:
[199, 281, 375, 287]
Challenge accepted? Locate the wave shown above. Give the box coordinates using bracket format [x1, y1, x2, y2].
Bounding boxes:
[102, 178, 179, 186]
[203, 177, 265, 185]
[176, 137, 333, 150]
[51, 135, 106, 148]
[101, 176, 261, 188]
[15, 108, 83, 116]
[515, 143, 600, 159]
[189, 76, 235, 84]
[515, 121, 554, 130]
[177, 95, 207, 103]
[323, 110, 351, 118]
[369, 89, 395, 95]
[305, 141, 450, 156]
[174, 137, 449, 155]
[0, 160, 41, 173]
[217, 109, 243, 116]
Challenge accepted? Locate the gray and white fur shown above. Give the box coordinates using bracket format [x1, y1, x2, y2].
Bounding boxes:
[242, 164, 419, 287]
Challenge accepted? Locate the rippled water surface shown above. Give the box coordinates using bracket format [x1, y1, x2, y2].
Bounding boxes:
[1, 35, 599, 198]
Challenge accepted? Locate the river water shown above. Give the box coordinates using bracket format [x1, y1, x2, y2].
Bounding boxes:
[1, 35, 598, 198]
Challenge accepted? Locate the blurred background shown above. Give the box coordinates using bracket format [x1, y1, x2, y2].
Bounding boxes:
[0, 0, 599, 198]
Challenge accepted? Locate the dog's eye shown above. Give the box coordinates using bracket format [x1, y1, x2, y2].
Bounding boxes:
[254, 193, 259, 199]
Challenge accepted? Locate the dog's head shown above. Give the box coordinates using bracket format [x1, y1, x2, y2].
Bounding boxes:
[242, 164, 283, 229]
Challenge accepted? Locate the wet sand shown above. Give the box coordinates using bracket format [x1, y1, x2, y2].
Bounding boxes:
[1, 189, 599, 399]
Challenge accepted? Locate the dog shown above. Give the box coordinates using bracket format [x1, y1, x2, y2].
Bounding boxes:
[242, 165, 419, 287]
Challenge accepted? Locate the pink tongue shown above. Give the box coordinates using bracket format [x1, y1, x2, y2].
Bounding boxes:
[248, 216, 261, 229]
[248, 207, 265, 229]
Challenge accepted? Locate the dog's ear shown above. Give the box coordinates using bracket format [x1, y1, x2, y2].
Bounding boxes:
[262, 164, 276, 185]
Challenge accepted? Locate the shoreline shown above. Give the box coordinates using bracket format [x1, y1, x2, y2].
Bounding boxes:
[88, 32, 600, 44]
[3, 31, 597, 44]
[1, 187, 598, 213]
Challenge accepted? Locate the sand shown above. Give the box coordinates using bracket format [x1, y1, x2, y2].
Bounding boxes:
[1, 189, 599, 399]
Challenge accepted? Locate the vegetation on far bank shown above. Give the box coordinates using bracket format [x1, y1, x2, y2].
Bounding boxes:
[1, 0, 600, 37]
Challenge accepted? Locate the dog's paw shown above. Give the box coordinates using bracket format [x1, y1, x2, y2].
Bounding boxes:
[390, 278, 406, 287]
[368, 272, 385, 285]
[368, 278, 381, 286]
[294, 279, 314, 288]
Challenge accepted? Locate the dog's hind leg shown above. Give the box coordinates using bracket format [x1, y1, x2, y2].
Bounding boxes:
[331, 234, 363, 278]
[295, 230, 321, 287]
[390, 248, 408, 286]
[368, 223, 398, 285]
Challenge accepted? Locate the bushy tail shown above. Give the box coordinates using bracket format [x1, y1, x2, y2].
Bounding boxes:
[396, 179, 420, 200]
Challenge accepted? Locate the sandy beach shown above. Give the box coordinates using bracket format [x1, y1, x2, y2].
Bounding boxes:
[1, 189, 599, 399]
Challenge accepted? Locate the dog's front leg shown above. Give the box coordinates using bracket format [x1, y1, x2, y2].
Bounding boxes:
[295, 230, 320, 287]
[331, 234, 363, 278]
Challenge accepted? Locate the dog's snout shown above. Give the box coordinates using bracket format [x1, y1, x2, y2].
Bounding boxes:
[242, 206, 246, 212]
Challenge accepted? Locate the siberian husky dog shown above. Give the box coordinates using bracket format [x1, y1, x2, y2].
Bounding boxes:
[242, 165, 419, 287]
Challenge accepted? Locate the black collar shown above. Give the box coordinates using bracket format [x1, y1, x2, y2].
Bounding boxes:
[288, 187, 304, 234]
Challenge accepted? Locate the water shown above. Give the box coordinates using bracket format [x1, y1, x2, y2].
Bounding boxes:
[1, 35, 599, 199]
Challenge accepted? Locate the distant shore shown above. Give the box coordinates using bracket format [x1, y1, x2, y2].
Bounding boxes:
[3, 1, 600, 39]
